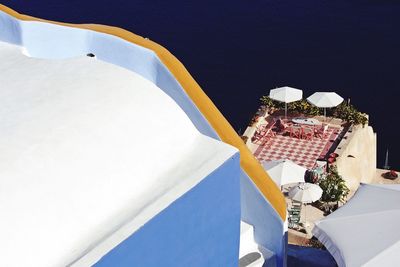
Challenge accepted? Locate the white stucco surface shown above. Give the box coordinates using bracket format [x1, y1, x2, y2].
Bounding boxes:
[334, 124, 377, 190]
[0, 41, 237, 267]
[239, 222, 265, 267]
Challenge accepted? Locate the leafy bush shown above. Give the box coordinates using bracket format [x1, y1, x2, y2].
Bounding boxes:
[248, 114, 260, 126]
[333, 102, 368, 126]
[287, 100, 320, 116]
[260, 94, 368, 126]
[260, 96, 320, 116]
[308, 237, 326, 250]
[318, 166, 349, 204]
[260, 96, 284, 110]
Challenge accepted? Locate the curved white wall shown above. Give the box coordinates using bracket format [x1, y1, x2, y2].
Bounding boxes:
[0, 10, 219, 139]
[0, 9, 287, 266]
[0, 39, 240, 266]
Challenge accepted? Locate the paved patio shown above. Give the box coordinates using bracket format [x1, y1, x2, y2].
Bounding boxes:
[253, 125, 342, 170]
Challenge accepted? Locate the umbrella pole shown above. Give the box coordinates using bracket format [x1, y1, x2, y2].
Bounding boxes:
[324, 108, 326, 122]
[302, 203, 310, 236]
[285, 102, 287, 120]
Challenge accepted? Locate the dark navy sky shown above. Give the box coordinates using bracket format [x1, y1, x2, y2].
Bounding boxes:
[2, 0, 400, 169]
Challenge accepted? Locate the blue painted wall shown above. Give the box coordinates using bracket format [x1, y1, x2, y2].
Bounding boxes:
[94, 154, 241, 267]
[240, 171, 287, 267]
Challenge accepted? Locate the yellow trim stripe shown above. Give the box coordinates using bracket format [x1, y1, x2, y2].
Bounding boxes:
[0, 4, 286, 220]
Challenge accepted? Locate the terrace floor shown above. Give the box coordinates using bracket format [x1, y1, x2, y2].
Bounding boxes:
[247, 115, 344, 170]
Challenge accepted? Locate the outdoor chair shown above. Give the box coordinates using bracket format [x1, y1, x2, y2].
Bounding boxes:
[251, 124, 269, 143]
[252, 124, 276, 145]
[302, 127, 314, 140]
[260, 128, 276, 145]
[290, 125, 302, 139]
[315, 123, 329, 139]
[274, 118, 288, 133]
[288, 207, 302, 229]
[288, 214, 301, 230]
[288, 221, 301, 230]
[291, 201, 302, 209]
[252, 132, 263, 143]
[289, 212, 300, 221]
[283, 125, 292, 136]
[257, 124, 269, 133]
[289, 209, 300, 216]
[290, 209, 301, 216]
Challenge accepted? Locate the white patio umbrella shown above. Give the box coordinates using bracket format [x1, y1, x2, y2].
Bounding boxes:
[307, 92, 343, 120]
[262, 159, 306, 188]
[269, 86, 303, 119]
[289, 182, 322, 203]
[312, 184, 400, 267]
[289, 182, 323, 225]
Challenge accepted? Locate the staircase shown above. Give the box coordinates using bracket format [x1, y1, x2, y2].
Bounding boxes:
[239, 222, 276, 267]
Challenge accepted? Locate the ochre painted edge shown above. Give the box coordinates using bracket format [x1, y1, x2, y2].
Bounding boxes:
[0, 4, 286, 221]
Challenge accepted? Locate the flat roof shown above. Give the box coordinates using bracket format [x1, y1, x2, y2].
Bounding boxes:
[0, 41, 237, 266]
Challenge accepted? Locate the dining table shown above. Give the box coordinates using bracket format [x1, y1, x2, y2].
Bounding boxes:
[291, 117, 322, 126]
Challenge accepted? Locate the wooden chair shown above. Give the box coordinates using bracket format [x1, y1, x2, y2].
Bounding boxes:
[274, 118, 289, 133]
[251, 124, 268, 143]
[252, 124, 275, 144]
[260, 128, 276, 145]
[315, 123, 329, 139]
[290, 125, 302, 139]
[302, 127, 314, 140]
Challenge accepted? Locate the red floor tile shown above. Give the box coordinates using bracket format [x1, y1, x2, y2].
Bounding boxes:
[253, 127, 341, 169]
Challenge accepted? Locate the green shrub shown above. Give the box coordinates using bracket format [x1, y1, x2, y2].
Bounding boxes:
[288, 100, 320, 116]
[260, 96, 284, 109]
[333, 102, 368, 126]
[260, 96, 319, 116]
[318, 166, 349, 204]
[308, 237, 326, 250]
[260, 95, 368, 126]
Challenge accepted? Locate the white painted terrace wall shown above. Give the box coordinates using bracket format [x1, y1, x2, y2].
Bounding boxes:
[0, 9, 287, 266]
[335, 125, 377, 191]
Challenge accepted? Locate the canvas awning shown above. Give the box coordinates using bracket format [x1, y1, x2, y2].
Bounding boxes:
[313, 184, 400, 267]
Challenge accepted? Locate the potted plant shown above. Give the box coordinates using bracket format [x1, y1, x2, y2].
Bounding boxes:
[317, 166, 350, 214]
[382, 170, 398, 180]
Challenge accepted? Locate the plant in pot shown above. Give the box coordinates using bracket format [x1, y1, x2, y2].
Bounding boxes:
[382, 170, 398, 180]
[317, 165, 350, 214]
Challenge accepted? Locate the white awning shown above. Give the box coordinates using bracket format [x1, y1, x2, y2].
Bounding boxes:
[313, 184, 400, 267]
[269, 86, 303, 103]
[307, 92, 343, 108]
[262, 159, 306, 187]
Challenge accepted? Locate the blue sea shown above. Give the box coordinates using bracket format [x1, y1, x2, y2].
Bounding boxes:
[3, 0, 399, 169]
